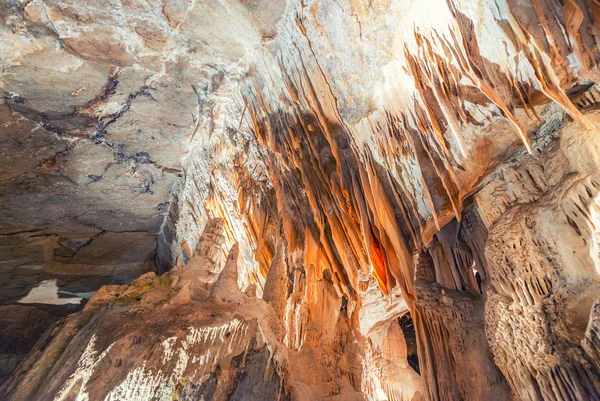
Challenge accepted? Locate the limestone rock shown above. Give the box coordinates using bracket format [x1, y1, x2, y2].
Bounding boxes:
[210, 242, 245, 303]
[2, 0, 600, 400]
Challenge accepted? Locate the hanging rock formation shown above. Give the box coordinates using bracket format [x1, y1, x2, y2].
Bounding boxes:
[2, 0, 600, 400]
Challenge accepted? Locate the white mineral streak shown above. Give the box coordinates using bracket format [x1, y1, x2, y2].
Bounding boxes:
[104, 363, 164, 401]
[161, 337, 177, 364]
[54, 335, 114, 401]
[104, 319, 248, 401]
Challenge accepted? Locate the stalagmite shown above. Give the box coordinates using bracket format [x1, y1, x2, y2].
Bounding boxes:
[263, 239, 291, 323]
[186, 218, 227, 278]
[210, 242, 244, 303]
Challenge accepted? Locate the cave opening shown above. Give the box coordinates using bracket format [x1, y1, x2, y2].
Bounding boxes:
[398, 313, 420, 375]
[472, 261, 482, 294]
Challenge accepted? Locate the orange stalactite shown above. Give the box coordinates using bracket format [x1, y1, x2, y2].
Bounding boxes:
[370, 233, 388, 294]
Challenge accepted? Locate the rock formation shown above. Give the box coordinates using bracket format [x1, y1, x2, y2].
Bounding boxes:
[2, 0, 600, 400]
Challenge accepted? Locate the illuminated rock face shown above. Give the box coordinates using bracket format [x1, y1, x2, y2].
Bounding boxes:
[0, 219, 364, 401]
[2, 0, 600, 400]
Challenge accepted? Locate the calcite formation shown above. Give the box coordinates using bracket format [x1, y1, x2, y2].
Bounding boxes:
[1, 219, 365, 401]
[2, 0, 600, 400]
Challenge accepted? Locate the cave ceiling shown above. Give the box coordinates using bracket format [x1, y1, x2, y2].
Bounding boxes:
[2, 0, 600, 400]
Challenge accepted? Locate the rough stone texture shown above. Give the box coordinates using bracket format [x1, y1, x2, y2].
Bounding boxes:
[2, 0, 600, 400]
[0, 219, 364, 401]
[480, 112, 600, 399]
[0, 305, 59, 386]
[413, 249, 510, 401]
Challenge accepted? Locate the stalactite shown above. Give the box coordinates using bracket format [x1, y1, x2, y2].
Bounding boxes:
[481, 147, 600, 400]
[5, 1, 600, 400]
[263, 239, 291, 327]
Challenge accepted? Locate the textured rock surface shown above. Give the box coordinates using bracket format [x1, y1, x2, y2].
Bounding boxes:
[0, 219, 363, 401]
[2, 0, 600, 400]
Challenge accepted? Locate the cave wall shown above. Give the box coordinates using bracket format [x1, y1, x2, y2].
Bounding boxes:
[0, 219, 372, 401]
[2, 0, 600, 400]
[480, 111, 600, 399]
